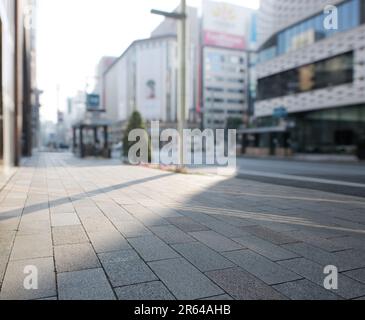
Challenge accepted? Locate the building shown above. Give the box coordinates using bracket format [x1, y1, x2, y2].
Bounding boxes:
[102, 6, 199, 144]
[0, 0, 39, 170]
[201, 0, 257, 129]
[103, 35, 179, 144]
[248, 0, 365, 157]
[94, 56, 117, 108]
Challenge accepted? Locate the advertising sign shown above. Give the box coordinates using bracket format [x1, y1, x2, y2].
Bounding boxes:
[203, 0, 252, 50]
[86, 94, 102, 112]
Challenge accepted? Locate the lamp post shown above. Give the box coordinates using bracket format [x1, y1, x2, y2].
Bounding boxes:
[151, 0, 187, 168]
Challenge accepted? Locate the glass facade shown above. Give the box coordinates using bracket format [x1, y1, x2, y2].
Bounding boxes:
[259, 0, 362, 63]
[257, 51, 354, 100]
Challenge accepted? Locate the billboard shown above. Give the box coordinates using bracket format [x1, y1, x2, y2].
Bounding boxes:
[202, 0, 253, 50]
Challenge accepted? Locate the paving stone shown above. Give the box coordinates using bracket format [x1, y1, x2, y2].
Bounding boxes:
[150, 225, 196, 245]
[114, 220, 153, 238]
[206, 267, 285, 300]
[201, 294, 234, 300]
[189, 231, 243, 252]
[283, 230, 350, 252]
[223, 250, 302, 285]
[52, 225, 89, 246]
[232, 234, 299, 261]
[332, 250, 365, 272]
[149, 258, 223, 300]
[10, 233, 53, 261]
[58, 268, 115, 300]
[167, 217, 210, 233]
[115, 281, 175, 300]
[240, 225, 299, 245]
[282, 243, 365, 272]
[345, 268, 365, 285]
[273, 279, 342, 300]
[279, 258, 365, 300]
[17, 220, 51, 236]
[129, 235, 179, 262]
[199, 219, 248, 238]
[51, 213, 81, 227]
[0, 257, 56, 300]
[55, 243, 100, 273]
[99, 250, 157, 287]
[173, 242, 235, 272]
[149, 206, 183, 218]
[88, 231, 131, 253]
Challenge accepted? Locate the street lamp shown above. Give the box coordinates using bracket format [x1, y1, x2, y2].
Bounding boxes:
[151, 0, 187, 169]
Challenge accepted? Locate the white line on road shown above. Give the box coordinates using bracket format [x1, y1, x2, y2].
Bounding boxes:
[237, 169, 365, 189]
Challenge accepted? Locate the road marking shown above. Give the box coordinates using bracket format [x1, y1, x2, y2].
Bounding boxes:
[237, 169, 365, 189]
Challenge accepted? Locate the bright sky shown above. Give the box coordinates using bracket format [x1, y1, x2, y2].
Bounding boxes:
[37, 0, 260, 122]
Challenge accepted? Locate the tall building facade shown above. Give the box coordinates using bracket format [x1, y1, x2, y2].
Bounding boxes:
[0, 0, 38, 169]
[251, 0, 365, 156]
[201, 0, 256, 129]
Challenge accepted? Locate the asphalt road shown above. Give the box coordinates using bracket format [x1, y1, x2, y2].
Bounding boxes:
[236, 158, 365, 197]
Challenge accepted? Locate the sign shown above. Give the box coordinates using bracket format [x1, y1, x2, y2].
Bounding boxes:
[273, 107, 288, 119]
[202, 0, 253, 50]
[86, 94, 102, 111]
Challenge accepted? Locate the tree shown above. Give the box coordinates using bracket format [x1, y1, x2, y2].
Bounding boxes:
[123, 111, 151, 161]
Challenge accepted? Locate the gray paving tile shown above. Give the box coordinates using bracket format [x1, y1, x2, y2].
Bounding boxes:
[99, 250, 157, 287]
[114, 220, 153, 238]
[223, 250, 302, 285]
[279, 258, 365, 300]
[273, 279, 342, 300]
[10, 233, 53, 261]
[189, 231, 243, 252]
[206, 267, 285, 300]
[167, 217, 210, 233]
[283, 230, 350, 252]
[232, 234, 299, 261]
[283, 243, 365, 272]
[88, 231, 131, 253]
[344, 268, 365, 285]
[149, 258, 223, 300]
[129, 235, 179, 262]
[150, 225, 196, 245]
[200, 219, 248, 238]
[240, 225, 299, 245]
[201, 294, 234, 300]
[54, 243, 100, 273]
[0, 257, 56, 300]
[52, 225, 89, 246]
[51, 213, 81, 227]
[115, 281, 175, 300]
[172, 242, 235, 272]
[58, 269, 115, 300]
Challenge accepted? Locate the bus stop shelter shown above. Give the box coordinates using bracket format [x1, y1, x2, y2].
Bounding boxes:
[72, 119, 112, 159]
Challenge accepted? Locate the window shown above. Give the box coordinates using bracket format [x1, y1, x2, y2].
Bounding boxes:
[258, 0, 362, 60]
[258, 52, 354, 100]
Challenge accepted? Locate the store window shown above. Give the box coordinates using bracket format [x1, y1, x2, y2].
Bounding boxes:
[258, 52, 354, 100]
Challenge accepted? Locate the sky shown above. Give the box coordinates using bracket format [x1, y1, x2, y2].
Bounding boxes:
[36, 0, 260, 122]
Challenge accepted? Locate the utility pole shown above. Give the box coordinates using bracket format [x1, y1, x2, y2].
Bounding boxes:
[178, 0, 187, 168]
[151, 0, 187, 168]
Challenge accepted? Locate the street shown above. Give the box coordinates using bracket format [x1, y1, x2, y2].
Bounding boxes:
[0, 152, 365, 300]
[236, 158, 365, 197]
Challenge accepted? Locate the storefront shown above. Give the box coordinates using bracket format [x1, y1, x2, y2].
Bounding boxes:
[243, 104, 365, 159]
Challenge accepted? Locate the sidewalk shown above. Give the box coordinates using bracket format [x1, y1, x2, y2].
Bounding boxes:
[0, 152, 365, 300]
